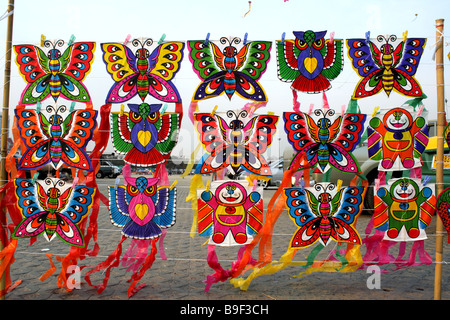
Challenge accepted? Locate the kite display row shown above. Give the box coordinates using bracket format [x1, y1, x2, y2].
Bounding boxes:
[11, 32, 427, 111]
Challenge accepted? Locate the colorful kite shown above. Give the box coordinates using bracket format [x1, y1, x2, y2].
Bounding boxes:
[13, 177, 95, 246]
[194, 109, 278, 177]
[374, 178, 435, 242]
[198, 180, 263, 246]
[367, 106, 428, 172]
[14, 39, 95, 104]
[286, 183, 365, 249]
[187, 36, 271, 122]
[362, 177, 436, 269]
[101, 38, 184, 104]
[276, 30, 343, 110]
[347, 34, 426, 99]
[188, 36, 271, 102]
[15, 103, 97, 171]
[110, 103, 180, 168]
[85, 164, 177, 297]
[284, 107, 366, 175]
[437, 186, 450, 243]
[197, 180, 263, 291]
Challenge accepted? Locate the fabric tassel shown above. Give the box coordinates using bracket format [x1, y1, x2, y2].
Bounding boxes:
[204, 245, 256, 292]
[158, 229, 168, 260]
[39, 253, 57, 281]
[127, 238, 159, 297]
[189, 101, 198, 124]
[186, 174, 205, 237]
[231, 247, 297, 291]
[84, 236, 126, 294]
[0, 238, 18, 296]
[83, 104, 112, 258]
[292, 90, 301, 113]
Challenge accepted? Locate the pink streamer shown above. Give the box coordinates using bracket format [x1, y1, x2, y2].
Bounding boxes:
[121, 239, 152, 272]
[158, 229, 167, 260]
[204, 245, 256, 292]
[292, 91, 301, 113]
[156, 164, 169, 186]
[189, 101, 198, 124]
[322, 92, 329, 109]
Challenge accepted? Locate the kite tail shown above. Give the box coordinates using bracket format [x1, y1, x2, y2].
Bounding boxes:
[292, 91, 300, 113]
[0, 179, 23, 297]
[186, 173, 205, 237]
[127, 238, 159, 297]
[204, 245, 256, 292]
[189, 101, 198, 124]
[83, 104, 112, 258]
[0, 239, 18, 297]
[121, 239, 150, 272]
[84, 236, 126, 294]
[39, 253, 57, 282]
[231, 247, 297, 291]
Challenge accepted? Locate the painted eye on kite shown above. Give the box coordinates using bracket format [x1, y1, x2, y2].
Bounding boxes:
[295, 38, 308, 50]
[127, 185, 139, 196]
[147, 111, 159, 123]
[130, 111, 142, 123]
[312, 38, 324, 49]
[144, 185, 156, 196]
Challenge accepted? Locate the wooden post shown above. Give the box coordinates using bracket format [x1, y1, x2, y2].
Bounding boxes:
[434, 18, 445, 301]
[0, 0, 14, 300]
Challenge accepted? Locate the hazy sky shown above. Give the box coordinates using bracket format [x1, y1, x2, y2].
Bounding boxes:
[0, 0, 449, 158]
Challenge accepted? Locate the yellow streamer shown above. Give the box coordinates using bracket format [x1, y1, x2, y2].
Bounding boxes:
[181, 144, 202, 178]
[231, 248, 298, 291]
[186, 174, 205, 238]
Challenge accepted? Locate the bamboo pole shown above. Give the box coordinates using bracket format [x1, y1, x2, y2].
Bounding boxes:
[0, 0, 14, 300]
[434, 18, 445, 301]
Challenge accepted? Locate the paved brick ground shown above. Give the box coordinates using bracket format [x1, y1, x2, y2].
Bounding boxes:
[3, 174, 450, 302]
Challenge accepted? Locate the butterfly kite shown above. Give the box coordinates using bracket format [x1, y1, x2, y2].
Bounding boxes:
[15, 103, 97, 171]
[197, 180, 263, 291]
[14, 39, 95, 104]
[188, 36, 271, 103]
[101, 38, 184, 104]
[110, 103, 180, 167]
[367, 106, 428, 172]
[276, 30, 344, 94]
[194, 109, 278, 177]
[13, 177, 95, 246]
[85, 165, 177, 297]
[347, 34, 426, 99]
[284, 108, 366, 174]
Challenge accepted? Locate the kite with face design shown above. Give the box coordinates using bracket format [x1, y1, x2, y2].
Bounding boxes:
[367, 107, 428, 171]
[374, 178, 436, 241]
[198, 180, 262, 245]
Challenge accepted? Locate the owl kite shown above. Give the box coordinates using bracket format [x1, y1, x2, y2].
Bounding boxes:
[276, 30, 344, 94]
[110, 103, 180, 167]
[85, 164, 177, 297]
